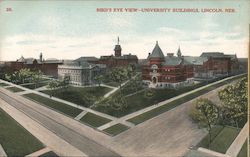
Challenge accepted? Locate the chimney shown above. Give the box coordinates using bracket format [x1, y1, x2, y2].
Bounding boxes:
[167, 53, 174, 57]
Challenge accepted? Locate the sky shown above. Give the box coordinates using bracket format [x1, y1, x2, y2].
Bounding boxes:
[0, 0, 249, 61]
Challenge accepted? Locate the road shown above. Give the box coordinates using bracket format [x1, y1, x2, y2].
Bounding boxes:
[105, 80, 237, 157]
[0, 89, 120, 157]
[0, 77, 240, 157]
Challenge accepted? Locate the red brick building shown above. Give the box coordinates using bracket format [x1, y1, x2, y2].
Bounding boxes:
[142, 42, 194, 88]
[3, 53, 63, 78]
[193, 52, 239, 79]
[95, 37, 138, 69]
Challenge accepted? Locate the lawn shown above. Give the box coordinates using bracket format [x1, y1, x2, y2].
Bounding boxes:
[94, 82, 206, 118]
[104, 81, 120, 87]
[0, 82, 9, 87]
[23, 93, 82, 117]
[80, 112, 111, 128]
[21, 82, 48, 89]
[41, 86, 111, 107]
[0, 108, 44, 156]
[39, 151, 58, 157]
[6, 86, 24, 92]
[237, 140, 247, 157]
[198, 126, 240, 154]
[127, 75, 246, 124]
[103, 123, 130, 136]
[197, 125, 224, 148]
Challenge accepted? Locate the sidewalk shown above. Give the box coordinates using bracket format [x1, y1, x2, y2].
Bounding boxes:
[0, 98, 87, 157]
[226, 122, 248, 157]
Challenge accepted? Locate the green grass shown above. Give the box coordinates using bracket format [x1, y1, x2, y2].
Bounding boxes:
[6, 86, 24, 92]
[103, 123, 130, 136]
[198, 126, 240, 154]
[105, 81, 120, 87]
[127, 75, 246, 124]
[41, 86, 111, 108]
[23, 93, 82, 117]
[197, 125, 224, 148]
[39, 151, 58, 157]
[0, 82, 9, 87]
[0, 108, 44, 156]
[94, 82, 206, 118]
[80, 112, 111, 128]
[210, 127, 240, 153]
[21, 82, 48, 89]
[237, 140, 247, 157]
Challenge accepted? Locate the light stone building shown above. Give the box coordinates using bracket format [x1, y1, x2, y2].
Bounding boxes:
[58, 61, 106, 86]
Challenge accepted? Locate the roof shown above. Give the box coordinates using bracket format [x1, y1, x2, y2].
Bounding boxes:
[224, 54, 237, 60]
[200, 52, 225, 58]
[100, 54, 138, 60]
[114, 45, 122, 51]
[17, 56, 25, 62]
[74, 56, 98, 62]
[116, 54, 138, 60]
[63, 61, 106, 69]
[149, 41, 165, 59]
[183, 56, 208, 65]
[163, 56, 182, 66]
[177, 47, 182, 57]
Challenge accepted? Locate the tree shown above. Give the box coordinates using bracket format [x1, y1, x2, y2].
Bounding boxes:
[110, 67, 128, 88]
[106, 93, 128, 111]
[94, 75, 104, 87]
[126, 65, 134, 80]
[218, 77, 247, 128]
[59, 76, 70, 91]
[47, 80, 59, 97]
[5, 71, 19, 83]
[18, 68, 32, 84]
[31, 70, 43, 89]
[189, 98, 219, 148]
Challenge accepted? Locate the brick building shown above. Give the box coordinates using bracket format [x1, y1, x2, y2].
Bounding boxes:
[95, 37, 138, 69]
[196, 52, 239, 79]
[142, 42, 194, 88]
[3, 53, 63, 78]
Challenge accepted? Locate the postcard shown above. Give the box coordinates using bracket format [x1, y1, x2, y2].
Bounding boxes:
[0, 0, 249, 157]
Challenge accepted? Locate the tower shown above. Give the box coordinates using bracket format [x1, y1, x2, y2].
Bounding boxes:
[177, 46, 182, 57]
[148, 41, 165, 64]
[39, 52, 43, 62]
[114, 37, 122, 57]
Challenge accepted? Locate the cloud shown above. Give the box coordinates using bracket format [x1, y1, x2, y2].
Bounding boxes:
[0, 28, 248, 62]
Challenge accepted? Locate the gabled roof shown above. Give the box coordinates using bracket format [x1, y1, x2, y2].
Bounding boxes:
[149, 41, 165, 59]
[200, 52, 225, 58]
[74, 56, 98, 62]
[183, 56, 208, 65]
[163, 56, 182, 66]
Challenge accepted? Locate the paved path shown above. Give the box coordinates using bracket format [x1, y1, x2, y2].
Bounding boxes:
[25, 147, 51, 157]
[0, 88, 121, 157]
[0, 74, 243, 157]
[0, 144, 7, 157]
[0, 98, 86, 157]
[104, 78, 240, 157]
[103, 73, 140, 98]
[198, 148, 230, 157]
[74, 111, 88, 120]
[226, 122, 248, 157]
[115, 74, 244, 124]
[0, 79, 118, 122]
[0, 78, 136, 129]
